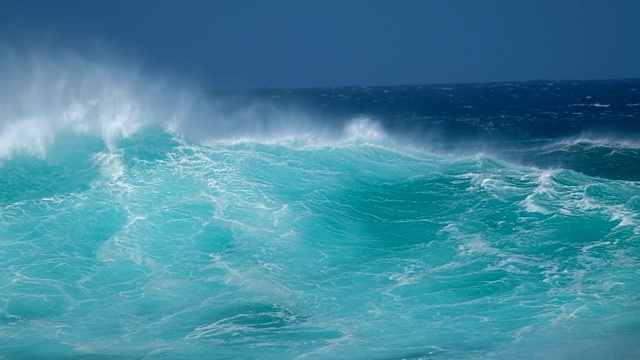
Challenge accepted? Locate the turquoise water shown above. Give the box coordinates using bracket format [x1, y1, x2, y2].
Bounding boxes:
[1, 55, 640, 359]
[2, 128, 639, 359]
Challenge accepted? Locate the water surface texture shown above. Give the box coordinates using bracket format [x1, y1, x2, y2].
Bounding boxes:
[1, 57, 639, 359]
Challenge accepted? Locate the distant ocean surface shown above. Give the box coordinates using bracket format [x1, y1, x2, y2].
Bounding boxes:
[1, 56, 639, 359]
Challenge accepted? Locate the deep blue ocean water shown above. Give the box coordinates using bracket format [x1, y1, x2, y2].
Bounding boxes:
[1, 56, 640, 359]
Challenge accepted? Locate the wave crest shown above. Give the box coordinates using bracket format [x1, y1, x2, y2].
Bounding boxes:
[0, 47, 394, 159]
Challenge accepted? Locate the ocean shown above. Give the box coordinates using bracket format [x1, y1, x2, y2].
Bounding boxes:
[1, 56, 639, 359]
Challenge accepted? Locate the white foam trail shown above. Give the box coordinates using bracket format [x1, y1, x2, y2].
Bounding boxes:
[548, 135, 640, 149]
[520, 171, 556, 214]
[201, 116, 390, 148]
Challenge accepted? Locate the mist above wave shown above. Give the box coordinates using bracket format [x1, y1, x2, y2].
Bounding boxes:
[0, 47, 152, 156]
[1, 46, 638, 184]
[0, 47, 392, 161]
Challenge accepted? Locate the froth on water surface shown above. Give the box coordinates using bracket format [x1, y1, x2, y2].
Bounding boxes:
[1, 49, 640, 359]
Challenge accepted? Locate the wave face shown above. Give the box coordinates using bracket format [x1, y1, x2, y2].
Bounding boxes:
[1, 54, 640, 359]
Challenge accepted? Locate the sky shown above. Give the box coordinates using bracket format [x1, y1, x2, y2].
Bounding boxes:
[1, 0, 639, 89]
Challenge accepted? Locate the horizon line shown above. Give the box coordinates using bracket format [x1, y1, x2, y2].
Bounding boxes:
[210, 76, 640, 92]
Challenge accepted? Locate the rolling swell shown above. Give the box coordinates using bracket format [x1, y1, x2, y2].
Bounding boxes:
[502, 139, 640, 181]
[1, 51, 640, 359]
[213, 80, 640, 181]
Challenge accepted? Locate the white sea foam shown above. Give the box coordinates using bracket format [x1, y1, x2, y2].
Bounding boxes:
[545, 135, 640, 150]
[610, 205, 637, 230]
[520, 170, 557, 214]
[569, 103, 611, 108]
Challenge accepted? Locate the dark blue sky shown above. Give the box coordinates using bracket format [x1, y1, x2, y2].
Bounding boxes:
[1, 0, 639, 89]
